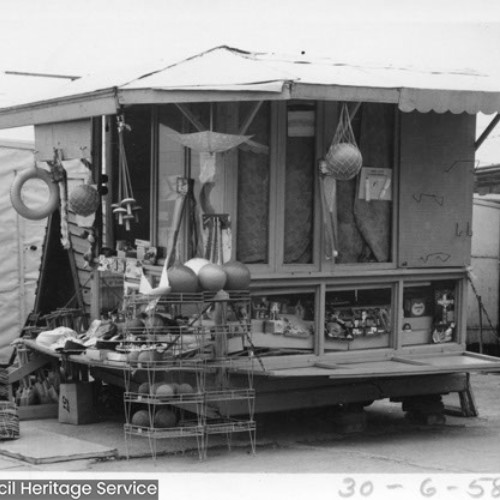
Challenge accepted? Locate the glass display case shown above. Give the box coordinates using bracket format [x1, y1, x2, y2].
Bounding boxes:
[324, 286, 393, 351]
[250, 290, 316, 351]
[402, 280, 457, 346]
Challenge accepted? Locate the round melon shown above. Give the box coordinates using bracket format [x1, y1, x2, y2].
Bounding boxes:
[149, 382, 165, 396]
[177, 383, 194, 394]
[184, 257, 210, 275]
[198, 263, 227, 291]
[131, 409, 151, 427]
[154, 409, 177, 428]
[155, 383, 176, 398]
[222, 261, 251, 290]
[137, 350, 162, 364]
[137, 382, 150, 394]
[167, 264, 199, 293]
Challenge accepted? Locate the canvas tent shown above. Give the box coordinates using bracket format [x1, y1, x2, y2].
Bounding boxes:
[0, 139, 45, 364]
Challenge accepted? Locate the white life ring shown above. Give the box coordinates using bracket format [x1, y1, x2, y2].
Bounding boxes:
[10, 167, 60, 220]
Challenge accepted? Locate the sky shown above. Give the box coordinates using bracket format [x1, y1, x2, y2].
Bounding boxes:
[1, 0, 500, 163]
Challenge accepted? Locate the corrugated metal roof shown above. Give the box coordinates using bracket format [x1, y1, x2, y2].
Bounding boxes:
[1, 45, 500, 127]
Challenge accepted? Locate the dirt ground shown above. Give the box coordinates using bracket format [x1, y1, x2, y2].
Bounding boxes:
[69, 372, 498, 474]
[1, 372, 499, 500]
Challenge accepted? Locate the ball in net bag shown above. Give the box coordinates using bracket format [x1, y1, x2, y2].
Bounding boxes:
[68, 184, 100, 216]
[324, 142, 363, 181]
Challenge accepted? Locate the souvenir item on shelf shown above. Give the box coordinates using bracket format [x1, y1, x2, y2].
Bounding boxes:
[325, 307, 390, 340]
[432, 289, 455, 343]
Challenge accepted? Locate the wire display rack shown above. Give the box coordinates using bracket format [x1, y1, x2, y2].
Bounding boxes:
[120, 290, 256, 460]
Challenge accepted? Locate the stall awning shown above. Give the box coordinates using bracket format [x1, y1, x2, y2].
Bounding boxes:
[1, 45, 500, 128]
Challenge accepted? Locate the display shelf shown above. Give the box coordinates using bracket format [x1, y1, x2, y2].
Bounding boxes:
[124, 388, 255, 405]
[124, 423, 204, 439]
[204, 419, 256, 435]
[121, 289, 256, 461]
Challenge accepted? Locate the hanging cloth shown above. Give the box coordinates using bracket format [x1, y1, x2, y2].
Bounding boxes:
[319, 169, 338, 260]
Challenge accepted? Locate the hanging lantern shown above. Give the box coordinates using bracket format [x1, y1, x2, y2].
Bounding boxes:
[68, 184, 100, 216]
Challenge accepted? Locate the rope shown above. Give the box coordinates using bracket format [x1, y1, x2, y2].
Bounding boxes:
[332, 103, 358, 146]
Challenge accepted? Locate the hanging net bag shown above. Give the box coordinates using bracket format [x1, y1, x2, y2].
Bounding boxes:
[324, 103, 363, 181]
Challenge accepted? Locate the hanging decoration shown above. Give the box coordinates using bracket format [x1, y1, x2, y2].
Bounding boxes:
[324, 103, 363, 181]
[318, 104, 363, 262]
[10, 165, 60, 221]
[161, 104, 252, 183]
[68, 183, 100, 216]
[112, 115, 142, 231]
[49, 149, 71, 250]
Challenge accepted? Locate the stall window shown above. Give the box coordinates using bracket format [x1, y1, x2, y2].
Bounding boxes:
[402, 280, 458, 345]
[235, 101, 395, 270]
[332, 103, 395, 264]
[157, 105, 189, 255]
[324, 286, 393, 351]
[284, 102, 316, 264]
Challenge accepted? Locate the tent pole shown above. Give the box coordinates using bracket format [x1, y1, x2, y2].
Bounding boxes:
[475, 113, 500, 151]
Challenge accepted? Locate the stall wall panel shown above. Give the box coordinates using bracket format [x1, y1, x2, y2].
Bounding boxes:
[35, 119, 92, 161]
[398, 111, 475, 267]
[467, 200, 500, 343]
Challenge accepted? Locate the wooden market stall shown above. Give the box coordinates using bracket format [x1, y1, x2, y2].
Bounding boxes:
[3, 46, 500, 432]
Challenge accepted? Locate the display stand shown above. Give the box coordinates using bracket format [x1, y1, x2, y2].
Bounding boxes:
[121, 290, 256, 460]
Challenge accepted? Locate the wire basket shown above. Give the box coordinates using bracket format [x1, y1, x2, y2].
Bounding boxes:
[0, 401, 20, 440]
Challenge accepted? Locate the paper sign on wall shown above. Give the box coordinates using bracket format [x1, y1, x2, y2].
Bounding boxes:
[358, 167, 392, 202]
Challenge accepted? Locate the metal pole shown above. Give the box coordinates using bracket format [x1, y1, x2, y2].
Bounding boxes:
[478, 294, 484, 354]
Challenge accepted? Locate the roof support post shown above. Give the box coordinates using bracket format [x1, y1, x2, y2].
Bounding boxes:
[475, 113, 500, 151]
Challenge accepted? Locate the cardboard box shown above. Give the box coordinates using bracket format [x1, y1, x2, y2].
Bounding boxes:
[58, 382, 96, 425]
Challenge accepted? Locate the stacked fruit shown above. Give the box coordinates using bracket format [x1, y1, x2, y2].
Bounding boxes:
[166, 258, 251, 294]
[130, 381, 195, 429]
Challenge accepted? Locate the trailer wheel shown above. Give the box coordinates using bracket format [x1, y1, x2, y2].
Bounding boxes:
[10, 167, 60, 220]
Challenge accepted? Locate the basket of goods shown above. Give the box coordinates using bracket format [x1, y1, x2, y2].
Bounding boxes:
[324, 103, 363, 181]
[0, 401, 20, 440]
